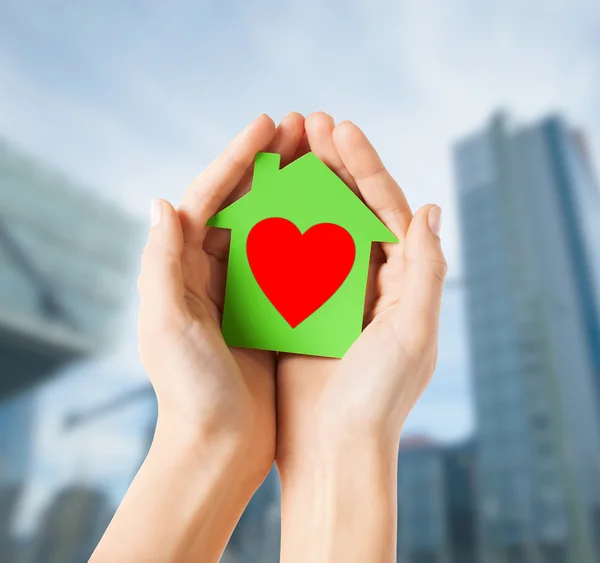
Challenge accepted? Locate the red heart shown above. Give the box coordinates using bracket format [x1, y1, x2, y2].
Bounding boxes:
[247, 218, 356, 328]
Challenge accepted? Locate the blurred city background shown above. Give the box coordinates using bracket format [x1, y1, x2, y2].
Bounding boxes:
[0, 1, 598, 562]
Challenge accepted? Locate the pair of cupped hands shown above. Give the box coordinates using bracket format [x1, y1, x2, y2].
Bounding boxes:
[138, 111, 447, 490]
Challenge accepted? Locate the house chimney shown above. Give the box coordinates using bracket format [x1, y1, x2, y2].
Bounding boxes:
[252, 152, 281, 190]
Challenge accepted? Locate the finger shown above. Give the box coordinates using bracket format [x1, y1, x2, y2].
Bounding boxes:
[179, 114, 276, 244]
[202, 112, 305, 267]
[304, 112, 356, 189]
[395, 205, 447, 349]
[269, 112, 305, 166]
[293, 132, 310, 160]
[139, 199, 187, 327]
[332, 121, 413, 247]
[305, 113, 387, 323]
[227, 111, 306, 204]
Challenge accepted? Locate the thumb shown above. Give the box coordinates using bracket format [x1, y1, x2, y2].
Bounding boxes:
[397, 204, 447, 346]
[138, 199, 186, 328]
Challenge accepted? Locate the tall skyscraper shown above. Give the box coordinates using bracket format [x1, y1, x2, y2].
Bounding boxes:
[453, 112, 600, 563]
[397, 436, 477, 563]
[30, 484, 114, 563]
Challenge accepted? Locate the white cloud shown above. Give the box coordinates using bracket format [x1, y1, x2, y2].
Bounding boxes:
[1, 0, 597, 272]
[0, 0, 598, 484]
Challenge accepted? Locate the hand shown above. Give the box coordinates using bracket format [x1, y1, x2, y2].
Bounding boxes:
[138, 113, 304, 477]
[276, 113, 447, 562]
[93, 114, 306, 563]
[117, 113, 305, 562]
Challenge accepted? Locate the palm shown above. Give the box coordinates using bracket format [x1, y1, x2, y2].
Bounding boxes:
[189, 224, 276, 378]
[276, 113, 438, 457]
[171, 113, 305, 467]
[196, 225, 276, 423]
[277, 240, 409, 437]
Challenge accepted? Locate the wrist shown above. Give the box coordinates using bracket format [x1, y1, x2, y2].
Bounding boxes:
[277, 412, 400, 478]
[278, 430, 397, 486]
[278, 432, 399, 563]
[153, 412, 271, 490]
[99, 414, 261, 563]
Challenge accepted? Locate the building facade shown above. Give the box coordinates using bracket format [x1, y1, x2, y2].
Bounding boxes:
[227, 465, 281, 563]
[397, 438, 476, 563]
[0, 138, 141, 398]
[453, 113, 600, 563]
[0, 138, 141, 561]
[30, 485, 114, 563]
[0, 393, 35, 560]
[0, 393, 35, 485]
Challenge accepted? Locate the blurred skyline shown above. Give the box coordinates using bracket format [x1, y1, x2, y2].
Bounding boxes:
[454, 112, 600, 562]
[1, 0, 599, 547]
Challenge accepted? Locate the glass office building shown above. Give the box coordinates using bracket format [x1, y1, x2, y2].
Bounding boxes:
[0, 393, 34, 484]
[30, 484, 114, 563]
[227, 466, 281, 563]
[0, 138, 141, 558]
[453, 113, 600, 563]
[0, 393, 35, 560]
[398, 439, 449, 563]
[0, 138, 141, 398]
[397, 438, 476, 563]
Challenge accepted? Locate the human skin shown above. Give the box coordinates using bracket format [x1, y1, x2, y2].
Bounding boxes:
[91, 112, 446, 563]
[91, 112, 306, 563]
[276, 113, 447, 563]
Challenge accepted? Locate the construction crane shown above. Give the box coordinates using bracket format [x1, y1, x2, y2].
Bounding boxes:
[63, 384, 154, 432]
[64, 279, 465, 431]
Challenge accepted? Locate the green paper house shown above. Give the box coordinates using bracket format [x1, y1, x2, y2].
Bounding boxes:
[207, 152, 397, 358]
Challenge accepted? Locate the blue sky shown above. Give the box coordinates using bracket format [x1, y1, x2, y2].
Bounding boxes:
[1, 0, 598, 533]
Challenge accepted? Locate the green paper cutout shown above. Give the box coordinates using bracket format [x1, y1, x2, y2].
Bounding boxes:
[207, 152, 397, 358]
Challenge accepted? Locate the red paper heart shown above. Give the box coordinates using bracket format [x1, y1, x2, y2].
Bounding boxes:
[247, 218, 356, 328]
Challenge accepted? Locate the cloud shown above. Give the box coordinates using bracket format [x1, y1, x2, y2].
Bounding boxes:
[0, 0, 598, 482]
[1, 0, 598, 271]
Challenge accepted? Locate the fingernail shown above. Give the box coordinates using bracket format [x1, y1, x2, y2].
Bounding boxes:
[151, 199, 162, 228]
[241, 114, 269, 136]
[428, 205, 442, 236]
